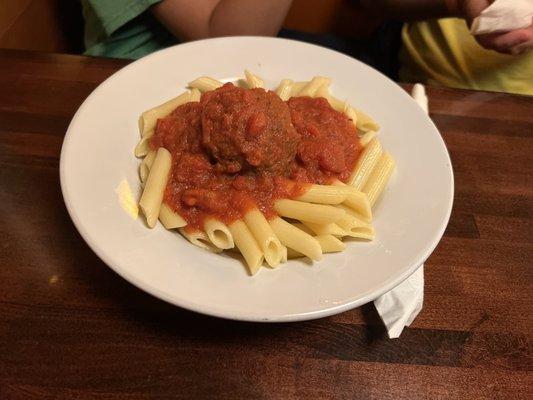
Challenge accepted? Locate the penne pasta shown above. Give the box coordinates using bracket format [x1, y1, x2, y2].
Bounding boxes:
[188, 76, 223, 92]
[290, 222, 314, 236]
[289, 81, 308, 97]
[159, 203, 187, 229]
[315, 82, 329, 99]
[313, 81, 331, 98]
[359, 130, 377, 146]
[139, 150, 156, 183]
[244, 69, 264, 89]
[143, 150, 156, 169]
[337, 204, 371, 228]
[298, 76, 331, 97]
[189, 87, 202, 102]
[340, 224, 375, 240]
[204, 218, 234, 250]
[139, 147, 172, 228]
[336, 213, 374, 239]
[138, 91, 191, 138]
[315, 234, 346, 252]
[345, 106, 358, 128]
[347, 138, 383, 190]
[229, 220, 264, 275]
[332, 180, 372, 221]
[363, 152, 395, 207]
[354, 108, 380, 132]
[286, 248, 305, 259]
[296, 184, 360, 205]
[280, 245, 288, 263]
[328, 96, 348, 113]
[301, 221, 347, 237]
[314, 84, 347, 112]
[269, 217, 322, 261]
[179, 228, 222, 253]
[282, 234, 345, 255]
[275, 79, 293, 101]
[134, 136, 151, 158]
[274, 199, 346, 225]
[243, 208, 283, 267]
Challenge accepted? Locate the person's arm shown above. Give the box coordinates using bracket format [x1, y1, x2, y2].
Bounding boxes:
[360, 0, 533, 54]
[151, 0, 293, 42]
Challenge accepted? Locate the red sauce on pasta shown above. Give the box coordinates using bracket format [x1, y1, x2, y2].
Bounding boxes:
[149, 83, 361, 231]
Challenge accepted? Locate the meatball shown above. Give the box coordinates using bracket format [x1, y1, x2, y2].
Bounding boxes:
[201, 83, 300, 174]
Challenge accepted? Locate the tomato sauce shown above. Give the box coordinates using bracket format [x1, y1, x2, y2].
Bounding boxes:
[287, 96, 362, 183]
[149, 83, 361, 231]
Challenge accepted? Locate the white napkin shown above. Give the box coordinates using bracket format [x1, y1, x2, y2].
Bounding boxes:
[471, 0, 533, 34]
[373, 83, 428, 339]
[374, 266, 425, 338]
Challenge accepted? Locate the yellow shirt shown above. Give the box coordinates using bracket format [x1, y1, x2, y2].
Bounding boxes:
[400, 18, 533, 95]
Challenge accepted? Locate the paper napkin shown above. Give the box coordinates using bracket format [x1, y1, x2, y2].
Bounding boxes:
[471, 0, 533, 34]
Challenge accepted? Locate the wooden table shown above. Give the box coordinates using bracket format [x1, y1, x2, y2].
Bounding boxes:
[0, 49, 531, 399]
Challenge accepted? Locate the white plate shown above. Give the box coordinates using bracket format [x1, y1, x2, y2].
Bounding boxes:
[60, 37, 453, 322]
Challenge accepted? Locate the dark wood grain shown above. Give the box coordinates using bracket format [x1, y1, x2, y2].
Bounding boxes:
[1, 49, 532, 400]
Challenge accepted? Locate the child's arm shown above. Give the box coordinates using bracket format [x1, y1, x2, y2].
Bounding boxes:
[151, 0, 293, 41]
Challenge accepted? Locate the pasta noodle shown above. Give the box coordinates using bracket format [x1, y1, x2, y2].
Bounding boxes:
[228, 220, 264, 275]
[289, 81, 308, 97]
[314, 83, 329, 99]
[189, 88, 202, 102]
[274, 199, 346, 225]
[327, 95, 347, 113]
[354, 108, 380, 132]
[332, 180, 372, 221]
[244, 69, 264, 89]
[301, 221, 346, 237]
[296, 184, 359, 205]
[139, 147, 171, 228]
[269, 217, 322, 261]
[286, 248, 304, 259]
[179, 228, 222, 253]
[345, 106, 358, 127]
[275, 79, 293, 101]
[290, 222, 314, 235]
[298, 76, 331, 97]
[159, 203, 187, 229]
[359, 130, 377, 147]
[188, 76, 223, 92]
[315, 234, 346, 252]
[336, 214, 374, 239]
[280, 245, 288, 263]
[347, 138, 383, 190]
[314, 84, 347, 112]
[314, 81, 331, 97]
[138, 91, 191, 138]
[134, 136, 151, 158]
[286, 235, 345, 256]
[139, 150, 156, 184]
[204, 218, 234, 250]
[243, 208, 283, 267]
[363, 152, 395, 207]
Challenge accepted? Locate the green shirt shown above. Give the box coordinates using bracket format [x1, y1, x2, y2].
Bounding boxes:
[82, 0, 176, 59]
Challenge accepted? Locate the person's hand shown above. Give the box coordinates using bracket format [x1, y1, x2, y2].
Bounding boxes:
[454, 0, 533, 54]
